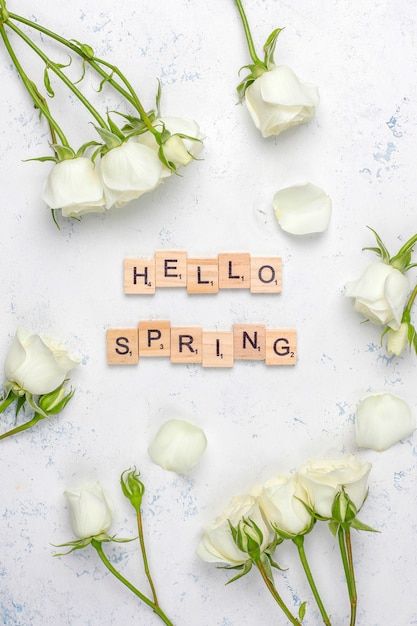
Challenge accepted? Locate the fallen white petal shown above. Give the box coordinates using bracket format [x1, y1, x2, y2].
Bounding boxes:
[355, 393, 415, 451]
[147, 419, 207, 474]
[273, 182, 332, 235]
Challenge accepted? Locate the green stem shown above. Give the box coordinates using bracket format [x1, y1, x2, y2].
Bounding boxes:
[5, 19, 108, 130]
[0, 413, 44, 441]
[292, 536, 331, 625]
[91, 540, 174, 626]
[8, 12, 156, 135]
[234, 0, 263, 65]
[337, 527, 356, 626]
[0, 21, 69, 146]
[136, 509, 159, 606]
[344, 529, 357, 626]
[256, 559, 302, 625]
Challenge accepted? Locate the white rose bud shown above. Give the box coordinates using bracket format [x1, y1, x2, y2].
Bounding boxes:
[297, 454, 372, 519]
[42, 157, 106, 218]
[99, 138, 169, 209]
[137, 116, 204, 169]
[196, 494, 273, 566]
[254, 474, 313, 538]
[64, 482, 114, 540]
[273, 182, 332, 235]
[245, 65, 319, 138]
[386, 323, 410, 356]
[4, 327, 79, 396]
[345, 261, 409, 330]
[355, 393, 415, 451]
[147, 419, 207, 475]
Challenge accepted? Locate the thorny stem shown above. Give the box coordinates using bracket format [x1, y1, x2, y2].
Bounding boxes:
[91, 540, 174, 626]
[234, 0, 263, 65]
[136, 509, 159, 606]
[293, 535, 332, 625]
[255, 559, 302, 625]
[338, 527, 357, 626]
[7, 11, 157, 135]
[0, 20, 69, 146]
[5, 18, 109, 130]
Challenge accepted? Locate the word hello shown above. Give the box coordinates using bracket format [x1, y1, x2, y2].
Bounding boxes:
[107, 322, 296, 367]
[124, 251, 282, 294]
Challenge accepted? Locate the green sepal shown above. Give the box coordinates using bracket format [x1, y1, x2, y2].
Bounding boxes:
[263, 27, 284, 68]
[25, 393, 49, 419]
[350, 517, 379, 533]
[298, 601, 307, 621]
[155, 78, 162, 116]
[328, 520, 339, 537]
[51, 144, 76, 162]
[94, 126, 123, 151]
[75, 140, 102, 158]
[53, 532, 136, 557]
[43, 67, 54, 97]
[70, 39, 95, 59]
[38, 384, 75, 416]
[222, 559, 253, 585]
[363, 226, 391, 264]
[120, 466, 145, 512]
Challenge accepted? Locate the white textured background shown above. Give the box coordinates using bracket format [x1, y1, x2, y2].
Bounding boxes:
[0, 0, 416, 624]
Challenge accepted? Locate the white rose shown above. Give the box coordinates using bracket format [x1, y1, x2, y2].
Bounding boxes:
[355, 393, 415, 451]
[345, 261, 409, 330]
[147, 419, 207, 475]
[196, 494, 273, 566]
[4, 327, 79, 396]
[99, 138, 169, 209]
[254, 474, 312, 537]
[386, 322, 410, 356]
[245, 65, 319, 138]
[64, 482, 114, 540]
[297, 455, 372, 519]
[42, 157, 106, 218]
[273, 182, 332, 235]
[137, 116, 204, 168]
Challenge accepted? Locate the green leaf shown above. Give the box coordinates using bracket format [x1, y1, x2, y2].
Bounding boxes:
[263, 27, 284, 68]
[298, 601, 307, 621]
[43, 67, 54, 97]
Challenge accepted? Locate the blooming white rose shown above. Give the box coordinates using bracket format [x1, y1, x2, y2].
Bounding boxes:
[297, 455, 372, 519]
[355, 393, 415, 451]
[386, 322, 410, 356]
[64, 482, 114, 540]
[4, 327, 79, 396]
[137, 116, 204, 169]
[99, 138, 168, 209]
[245, 65, 319, 138]
[345, 261, 409, 330]
[273, 182, 332, 235]
[147, 419, 207, 475]
[196, 494, 273, 566]
[42, 157, 106, 218]
[254, 474, 313, 538]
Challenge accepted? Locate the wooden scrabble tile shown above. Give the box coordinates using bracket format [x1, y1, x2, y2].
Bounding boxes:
[171, 327, 203, 363]
[187, 258, 219, 294]
[138, 320, 171, 357]
[250, 257, 282, 294]
[155, 251, 187, 287]
[106, 329, 139, 364]
[202, 331, 234, 367]
[218, 253, 251, 289]
[233, 324, 266, 360]
[265, 330, 297, 365]
[124, 258, 155, 294]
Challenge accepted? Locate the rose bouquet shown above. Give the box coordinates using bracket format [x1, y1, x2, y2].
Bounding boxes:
[345, 227, 417, 356]
[0, 327, 78, 440]
[0, 2, 203, 223]
[198, 454, 376, 625]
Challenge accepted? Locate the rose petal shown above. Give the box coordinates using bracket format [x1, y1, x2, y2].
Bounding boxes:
[355, 393, 415, 451]
[147, 419, 207, 474]
[273, 182, 332, 235]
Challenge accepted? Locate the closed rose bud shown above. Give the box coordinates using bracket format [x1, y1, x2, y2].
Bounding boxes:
[64, 482, 114, 540]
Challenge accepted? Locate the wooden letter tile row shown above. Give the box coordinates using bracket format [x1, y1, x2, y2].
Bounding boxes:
[107, 322, 296, 368]
[124, 252, 282, 294]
